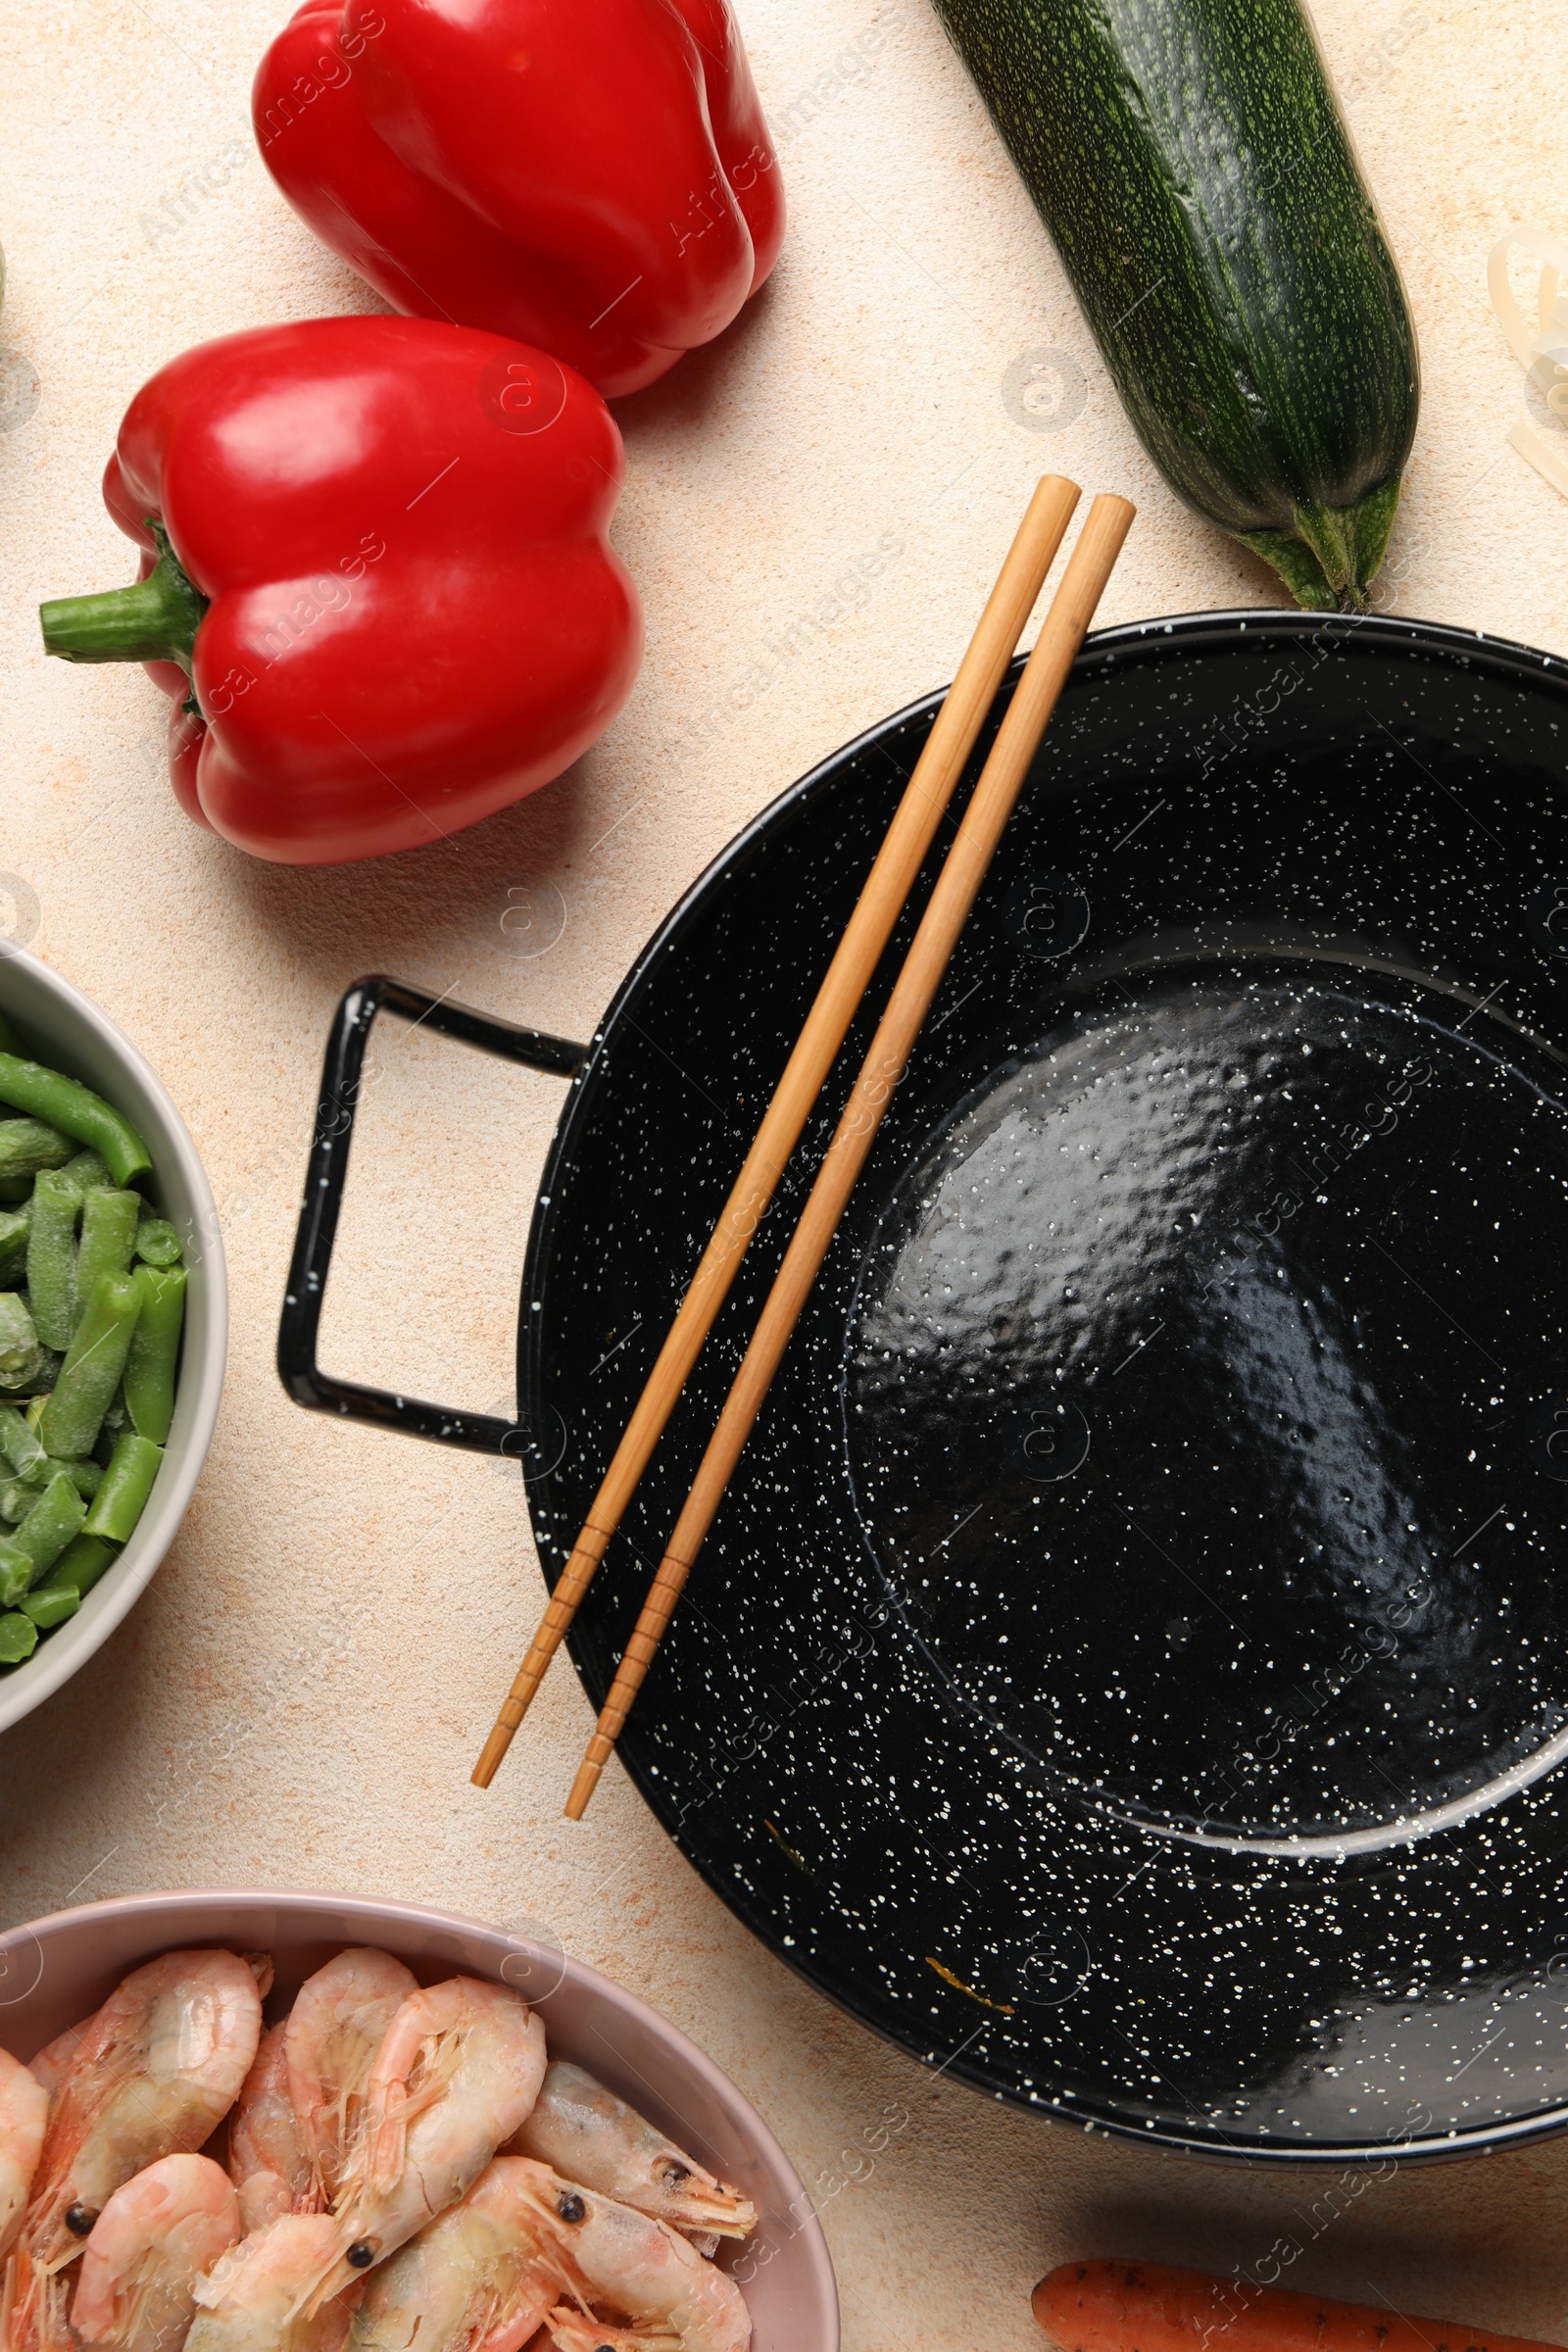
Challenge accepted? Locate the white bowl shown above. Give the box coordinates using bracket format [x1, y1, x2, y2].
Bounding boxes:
[0, 1888, 840, 2351]
[0, 945, 226, 1735]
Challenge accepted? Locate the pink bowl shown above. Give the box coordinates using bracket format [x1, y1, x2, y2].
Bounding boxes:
[0, 1887, 839, 2350]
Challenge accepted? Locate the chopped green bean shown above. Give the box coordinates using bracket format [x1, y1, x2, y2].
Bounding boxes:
[0, 1537, 33, 1606]
[0, 1611, 37, 1663]
[0, 1204, 30, 1285]
[60, 1149, 112, 1194]
[0, 1119, 74, 1181]
[17, 1454, 101, 1497]
[0, 1350, 45, 1396]
[21, 1585, 79, 1629]
[122, 1265, 183, 1446]
[0, 1467, 92, 1520]
[0, 1462, 93, 1518]
[0, 1354, 60, 1404]
[52, 1532, 117, 1596]
[26, 1167, 82, 1350]
[0, 1034, 177, 1656]
[84, 1432, 162, 1544]
[133, 1218, 182, 1267]
[0, 1054, 151, 1187]
[0, 1294, 37, 1384]
[11, 1472, 87, 1587]
[38, 1275, 140, 1460]
[6, 1348, 61, 1399]
[72, 1189, 141, 1343]
[0, 1405, 43, 1479]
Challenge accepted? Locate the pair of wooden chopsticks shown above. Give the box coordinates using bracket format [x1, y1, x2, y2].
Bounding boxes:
[472, 477, 1135, 1815]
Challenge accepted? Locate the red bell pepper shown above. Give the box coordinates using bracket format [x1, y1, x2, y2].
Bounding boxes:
[37, 317, 642, 866]
[252, 0, 785, 400]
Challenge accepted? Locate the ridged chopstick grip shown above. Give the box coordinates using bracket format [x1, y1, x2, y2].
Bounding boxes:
[471, 475, 1082, 1788]
[565, 492, 1136, 1818]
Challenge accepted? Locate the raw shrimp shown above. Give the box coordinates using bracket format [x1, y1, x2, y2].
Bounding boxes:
[283, 1951, 415, 2211]
[511, 2068, 755, 2245]
[311, 1978, 546, 2303]
[229, 2026, 316, 2235]
[24, 1950, 263, 2271]
[0, 2053, 47, 2263]
[517, 2166, 748, 2352]
[347, 2160, 567, 2352]
[186, 2218, 358, 2352]
[73, 2154, 241, 2352]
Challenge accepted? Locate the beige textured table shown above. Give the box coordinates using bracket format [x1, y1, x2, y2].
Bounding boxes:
[5, 0, 1568, 2342]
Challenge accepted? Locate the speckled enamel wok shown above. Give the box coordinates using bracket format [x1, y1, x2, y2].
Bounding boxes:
[281, 611, 1568, 2162]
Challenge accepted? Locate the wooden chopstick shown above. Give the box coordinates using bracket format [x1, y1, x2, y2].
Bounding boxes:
[471, 476, 1083, 1789]
[564, 492, 1136, 1819]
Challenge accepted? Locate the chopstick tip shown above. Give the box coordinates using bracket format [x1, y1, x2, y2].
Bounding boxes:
[564, 1755, 603, 1820]
[470, 1724, 514, 1788]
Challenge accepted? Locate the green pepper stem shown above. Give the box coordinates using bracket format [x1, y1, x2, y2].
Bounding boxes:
[39, 521, 209, 678]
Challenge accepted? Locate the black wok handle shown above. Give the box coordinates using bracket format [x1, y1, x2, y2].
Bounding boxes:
[277, 975, 589, 1455]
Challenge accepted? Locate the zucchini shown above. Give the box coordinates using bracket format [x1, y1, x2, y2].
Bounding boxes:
[931, 0, 1421, 611]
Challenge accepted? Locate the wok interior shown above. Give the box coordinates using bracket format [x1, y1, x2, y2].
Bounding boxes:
[847, 960, 1568, 1847]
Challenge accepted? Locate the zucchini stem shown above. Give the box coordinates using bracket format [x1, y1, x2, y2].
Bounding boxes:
[1240, 478, 1403, 613]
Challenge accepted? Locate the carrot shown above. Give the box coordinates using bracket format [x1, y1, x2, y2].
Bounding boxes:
[1032, 2262, 1563, 2352]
